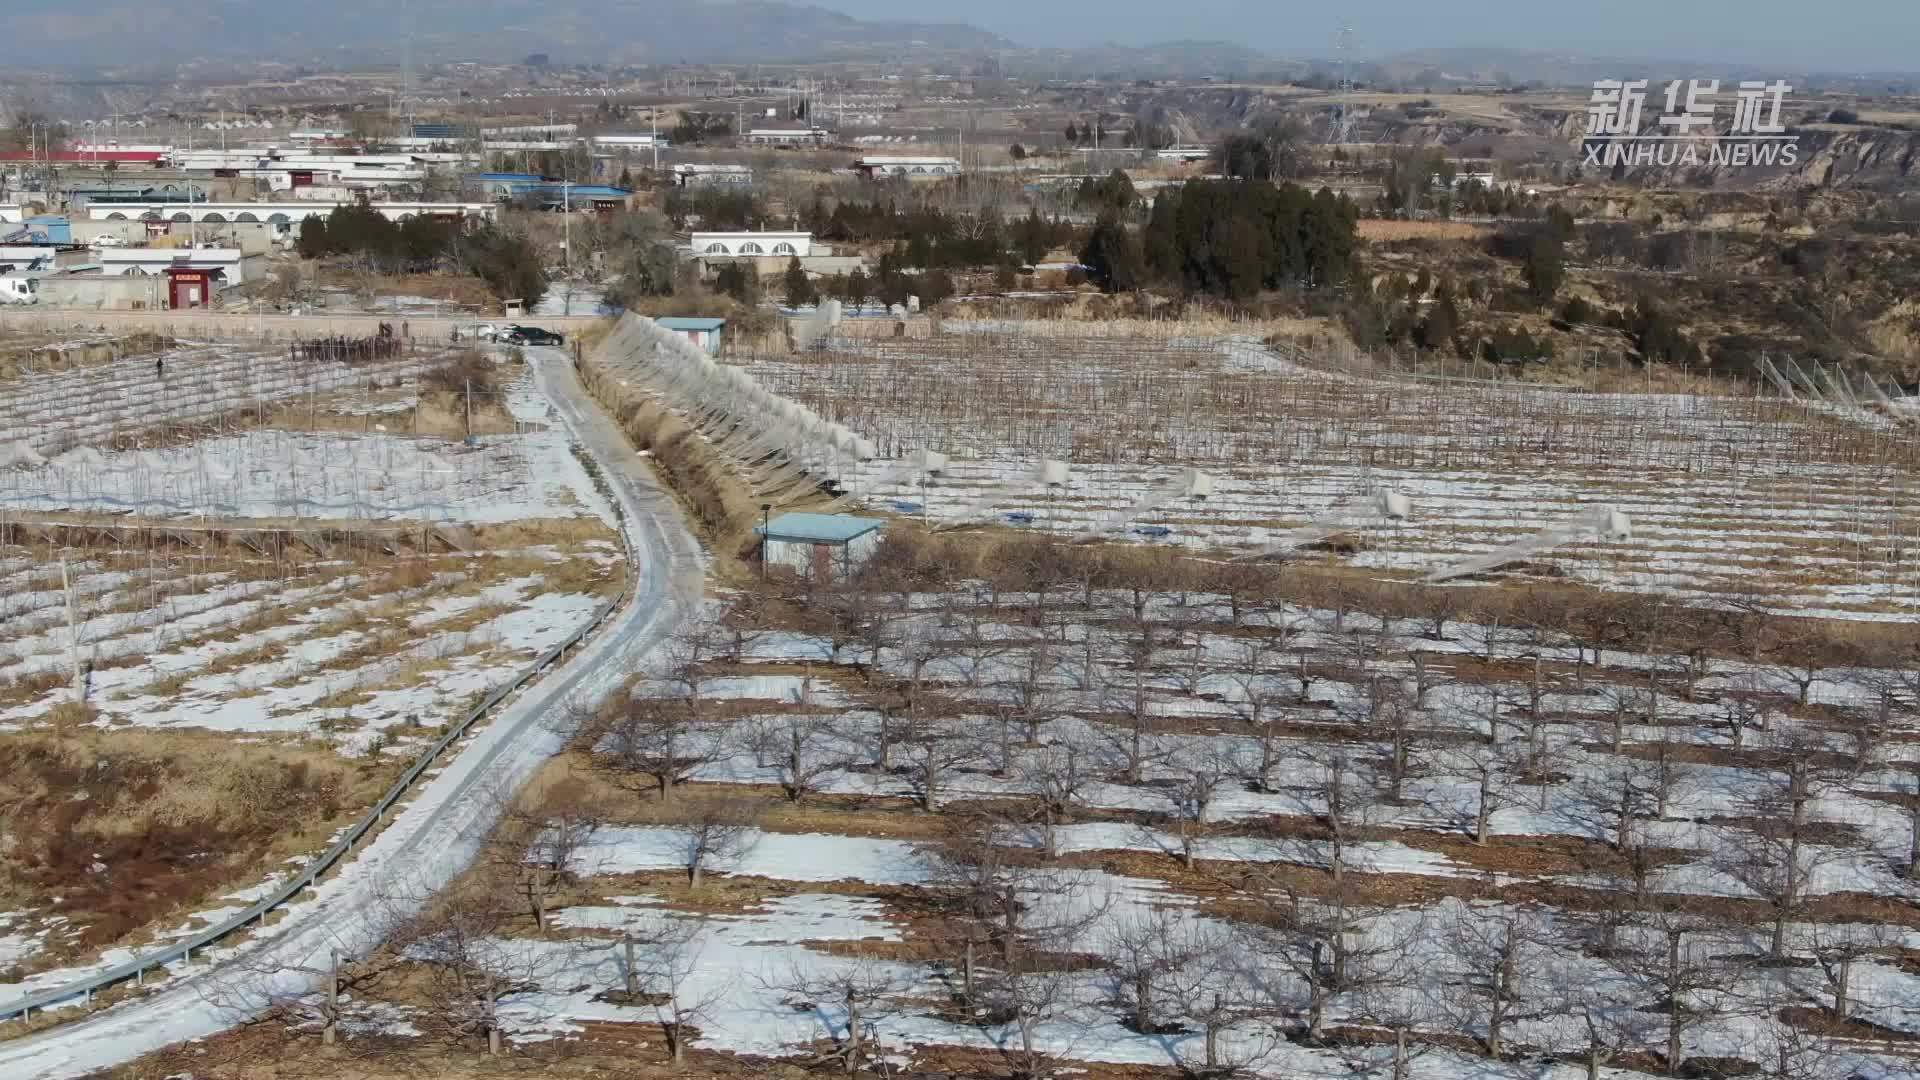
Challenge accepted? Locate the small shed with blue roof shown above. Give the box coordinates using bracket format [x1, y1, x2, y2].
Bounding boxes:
[755, 512, 885, 581]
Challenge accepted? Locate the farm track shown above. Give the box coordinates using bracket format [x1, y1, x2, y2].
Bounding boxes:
[0, 348, 705, 1079]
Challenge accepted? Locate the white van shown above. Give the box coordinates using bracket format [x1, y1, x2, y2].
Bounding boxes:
[0, 275, 40, 304]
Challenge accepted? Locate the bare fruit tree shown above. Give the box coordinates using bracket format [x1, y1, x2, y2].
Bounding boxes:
[1013, 734, 1094, 860]
[1220, 637, 1295, 792]
[488, 777, 604, 934]
[746, 712, 847, 803]
[1710, 735, 1848, 961]
[1439, 737, 1526, 846]
[1153, 740, 1233, 869]
[1437, 900, 1555, 1058]
[625, 914, 721, 1063]
[671, 797, 764, 888]
[599, 692, 729, 803]
[390, 880, 579, 1055]
[1099, 904, 1210, 1035]
[764, 952, 918, 1074]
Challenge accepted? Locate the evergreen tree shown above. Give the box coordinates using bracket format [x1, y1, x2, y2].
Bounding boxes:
[1416, 279, 1461, 352]
[295, 217, 330, 259]
[783, 256, 817, 307]
[1018, 208, 1051, 265]
[1523, 233, 1566, 306]
[1143, 191, 1178, 280]
[1079, 216, 1145, 293]
[459, 226, 548, 310]
[917, 269, 955, 308]
[1065, 121, 1080, 144]
[844, 267, 870, 309]
[714, 263, 757, 304]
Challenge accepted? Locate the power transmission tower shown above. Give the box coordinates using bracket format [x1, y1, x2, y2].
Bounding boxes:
[1328, 25, 1357, 146]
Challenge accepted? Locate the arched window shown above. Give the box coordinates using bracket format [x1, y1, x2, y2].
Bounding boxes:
[912, 166, 927, 174]
[267, 213, 291, 226]
[170, 212, 191, 223]
[738, 242, 764, 255]
[235, 213, 258, 223]
[705, 242, 728, 254]
[771, 242, 796, 255]
[106, 212, 128, 221]
[141, 211, 162, 222]
[200, 212, 226, 223]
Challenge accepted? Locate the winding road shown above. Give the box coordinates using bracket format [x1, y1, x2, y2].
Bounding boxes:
[0, 346, 705, 1079]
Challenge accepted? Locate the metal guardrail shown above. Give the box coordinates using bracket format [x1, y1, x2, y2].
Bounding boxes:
[0, 378, 637, 1025]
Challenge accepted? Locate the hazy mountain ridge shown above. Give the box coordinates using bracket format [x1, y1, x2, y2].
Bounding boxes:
[0, 0, 1012, 67]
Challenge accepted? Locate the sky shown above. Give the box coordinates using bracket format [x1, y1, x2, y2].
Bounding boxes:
[811, 0, 1920, 73]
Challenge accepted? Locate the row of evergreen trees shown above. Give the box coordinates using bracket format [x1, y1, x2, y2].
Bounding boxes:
[1080, 180, 1361, 299]
[809, 200, 1074, 270]
[294, 203, 548, 308]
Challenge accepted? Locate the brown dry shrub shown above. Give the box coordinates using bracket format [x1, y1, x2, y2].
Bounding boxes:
[419, 350, 500, 394]
[0, 732, 370, 951]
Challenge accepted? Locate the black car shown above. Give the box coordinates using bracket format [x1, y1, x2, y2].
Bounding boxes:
[501, 325, 565, 346]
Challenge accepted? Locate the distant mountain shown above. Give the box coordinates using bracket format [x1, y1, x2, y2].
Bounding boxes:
[0, 0, 1012, 67]
[1365, 46, 1902, 89]
[1005, 40, 1293, 82]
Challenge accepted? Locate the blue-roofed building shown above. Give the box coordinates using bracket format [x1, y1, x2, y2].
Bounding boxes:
[24, 216, 70, 245]
[466, 174, 632, 211]
[755, 513, 885, 581]
[654, 316, 726, 354]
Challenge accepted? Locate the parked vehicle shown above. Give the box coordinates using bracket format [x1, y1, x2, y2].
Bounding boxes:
[0, 275, 40, 305]
[501, 325, 565, 346]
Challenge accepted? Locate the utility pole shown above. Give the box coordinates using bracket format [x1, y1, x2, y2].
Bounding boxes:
[61, 557, 82, 706]
[184, 162, 197, 247]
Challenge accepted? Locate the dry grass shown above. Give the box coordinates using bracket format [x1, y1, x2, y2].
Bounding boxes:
[578, 360, 763, 558]
[0, 728, 398, 962]
[0, 332, 178, 382]
[1357, 218, 1493, 243]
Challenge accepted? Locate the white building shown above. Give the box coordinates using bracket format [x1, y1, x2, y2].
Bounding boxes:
[485, 123, 579, 137]
[86, 202, 498, 228]
[855, 156, 960, 178]
[96, 247, 258, 284]
[689, 231, 813, 257]
[593, 134, 669, 149]
[744, 128, 831, 147]
[671, 164, 753, 187]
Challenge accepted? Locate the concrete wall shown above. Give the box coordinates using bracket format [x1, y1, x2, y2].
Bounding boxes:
[32, 274, 168, 310]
